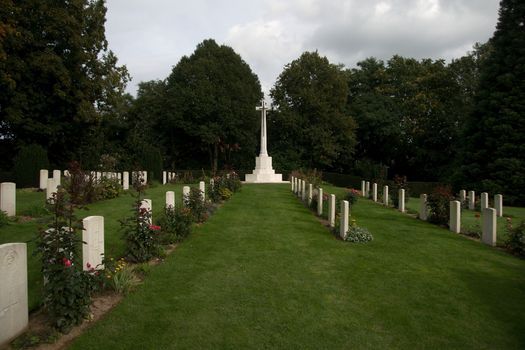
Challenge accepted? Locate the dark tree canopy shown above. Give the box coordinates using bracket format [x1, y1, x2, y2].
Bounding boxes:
[458, 0, 525, 204]
[270, 51, 357, 172]
[0, 0, 129, 166]
[164, 39, 262, 173]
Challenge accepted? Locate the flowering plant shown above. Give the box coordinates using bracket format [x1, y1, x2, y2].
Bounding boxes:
[505, 218, 525, 257]
[344, 188, 360, 206]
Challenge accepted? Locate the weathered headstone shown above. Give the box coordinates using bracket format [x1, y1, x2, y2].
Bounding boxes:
[122, 171, 129, 190]
[0, 182, 16, 217]
[419, 194, 427, 221]
[459, 190, 466, 203]
[398, 189, 405, 212]
[199, 181, 205, 201]
[494, 194, 503, 217]
[182, 186, 190, 206]
[482, 208, 497, 246]
[372, 183, 377, 202]
[317, 188, 323, 216]
[82, 216, 104, 271]
[0, 243, 28, 346]
[52, 170, 61, 186]
[143, 171, 148, 184]
[63, 170, 70, 178]
[468, 191, 475, 210]
[361, 180, 366, 197]
[329, 194, 336, 228]
[340, 200, 349, 240]
[140, 199, 152, 224]
[166, 191, 175, 209]
[480, 192, 489, 210]
[163, 171, 167, 185]
[39, 169, 48, 190]
[383, 185, 389, 206]
[301, 180, 306, 201]
[290, 176, 294, 191]
[449, 201, 461, 233]
[308, 184, 313, 206]
[365, 181, 370, 198]
[46, 178, 57, 201]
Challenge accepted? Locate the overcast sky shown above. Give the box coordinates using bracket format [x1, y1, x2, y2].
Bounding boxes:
[105, 0, 500, 97]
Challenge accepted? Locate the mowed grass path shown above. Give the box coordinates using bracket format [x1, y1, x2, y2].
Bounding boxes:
[70, 184, 525, 349]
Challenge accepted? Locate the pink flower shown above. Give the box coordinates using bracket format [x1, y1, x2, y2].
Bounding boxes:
[149, 225, 161, 231]
[63, 258, 72, 268]
[86, 262, 91, 269]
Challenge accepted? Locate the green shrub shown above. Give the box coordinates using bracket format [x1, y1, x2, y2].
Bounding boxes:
[344, 188, 360, 206]
[63, 161, 98, 205]
[13, 144, 49, 188]
[140, 146, 163, 183]
[0, 210, 9, 227]
[186, 187, 209, 223]
[96, 177, 122, 200]
[505, 218, 525, 257]
[427, 185, 454, 226]
[391, 175, 410, 206]
[345, 225, 374, 243]
[157, 206, 193, 244]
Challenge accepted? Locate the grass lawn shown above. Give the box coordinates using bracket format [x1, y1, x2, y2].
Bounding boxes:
[0, 182, 195, 311]
[69, 184, 525, 349]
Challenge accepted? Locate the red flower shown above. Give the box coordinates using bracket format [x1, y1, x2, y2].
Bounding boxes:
[86, 262, 91, 268]
[149, 225, 161, 231]
[63, 258, 72, 268]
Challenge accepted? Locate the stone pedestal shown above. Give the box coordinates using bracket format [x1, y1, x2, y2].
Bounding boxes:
[245, 155, 283, 183]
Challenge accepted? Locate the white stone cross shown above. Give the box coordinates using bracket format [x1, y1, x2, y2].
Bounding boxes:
[255, 99, 270, 156]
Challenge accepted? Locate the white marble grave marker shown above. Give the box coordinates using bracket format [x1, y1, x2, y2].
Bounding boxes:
[361, 181, 366, 197]
[329, 194, 336, 228]
[459, 190, 466, 203]
[0, 182, 16, 217]
[183, 186, 190, 206]
[291, 176, 294, 191]
[82, 216, 104, 271]
[383, 185, 389, 206]
[468, 191, 475, 210]
[166, 191, 175, 209]
[52, 170, 61, 186]
[365, 182, 370, 198]
[419, 194, 427, 221]
[199, 181, 205, 201]
[449, 201, 461, 233]
[480, 192, 489, 210]
[140, 199, 152, 224]
[494, 194, 503, 217]
[0, 243, 28, 346]
[39, 169, 48, 190]
[308, 184, 313, 206]
[340, 200, 349, 240]
[301, 180, 306, 201]
[318, 188, 323, 216]
[398, 189, 405, 212]
[372, 183, 377, 202]
[122, 171, 129, 190]
[482, 208, 497, 246]
[46, 178, 57, 201]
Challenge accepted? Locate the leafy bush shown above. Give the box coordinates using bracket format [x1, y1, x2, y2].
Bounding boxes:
[427, 185, 454, 225]
[290, 169, 323, 188]
[225, 172, 242, 192]
[0, 210, 9, 227]
[63, 161, 98, 205]
[345, 225, 374, 243]
[96, 176, 122, 200]
[140, 146, 163, 183]
[344, 188, 360, 206]
[19, 204, 49, 218]
[505, 218, 525, 257]
[101, 258, 140, 294]
[157, 206, 193, 244]
[187, 187, 209, 222]
[35, 189, 97, 332]
[13, 144, 50, 187]
[391, 175, 410, 207]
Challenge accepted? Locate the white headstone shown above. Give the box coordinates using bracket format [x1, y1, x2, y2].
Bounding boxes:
[143, 171, 148, 184]
[482, 208, 497, 246]
[419, 194, 427, 221]
[361, 180, 366, 197]
[122, 171, 129, 190]
[63, 170, 70, 178]
[0, 182, 16, 217]
[46, 178, 57, 200]
[340, 200, 349, 240]
[398, 189, 405, 212]
[39, 169, 48, 190]
[290, 176, 294, 191]
[480, 192, 489, 210]
[494, 194, 503, 217]
[182, 186, 190, 206]
[301, 180, 306, 201]
[308, 184, 313, 206]
[0, 243, 28, 346]
[329, 194, 336, 228]
[317, 188, 323, 216]
[449, 201, 461, 233]
[459, 190, 466, 203]
[82, 216, 104, 271]
[383, 185, 389, 206]
[166, 191, 175, 209]
[365, 181, 370, 198]
[163, 171, 167, 185]
[199, 181, 205, 201]
[52, 170, 61, 186]
[140, 199, 152, 224]
[372, 183, 377, 202]
[468, 191, 475, 210]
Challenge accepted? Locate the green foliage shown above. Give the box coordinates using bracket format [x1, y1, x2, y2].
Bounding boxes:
[345, 225, 374, 243]
[427, 186, 454, 226]
[165, 39, 262, 172]
[186, 187, 209, 223]
[63, 161, 98, 205]
[0, 0, 130, 165]
[13, 144, 49, 188]
[458, 0, 525, 205]
[139, 146, 163, 183]
[209, 172, 242, 203]
[96, 177, 122, 200]
[391, 175, 410, 206]
[504, 218, 525, 257]
[290, 169, 323, 188]
[344, 189, 360, 206]
[35, 189, 96, 332]
[102, 258, 140, 294]
[0, 210, 9, 227]
[157, 206, 193, 244]
[271, 51, 356, 172]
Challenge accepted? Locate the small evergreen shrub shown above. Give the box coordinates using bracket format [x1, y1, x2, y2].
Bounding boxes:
[96, 177, 122, 200]
[345, 226, 374, 243]
[344, 188, 360, 206]
[505, 218, 525, 257]
[157, 206, 193, 244]
[187, 187, 209, 223]
[427, 185, 454, 226]
[13, 144, 50, 188]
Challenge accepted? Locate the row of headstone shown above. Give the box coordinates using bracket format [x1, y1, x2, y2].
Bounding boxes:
[181, 181, 206, 205]
[360, 180, 400, 211]
[39, 170, 148, 193]
[290, 176, 349, 239]
[0, 182, 16, 216]
[162, 171, 178, 185]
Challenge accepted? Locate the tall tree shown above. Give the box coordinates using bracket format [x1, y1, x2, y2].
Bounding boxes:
[0, 0, 129, 166]
[459, 0, 525, 204]
[165, 39, 262, 173]
[271, 51, 356, 172]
